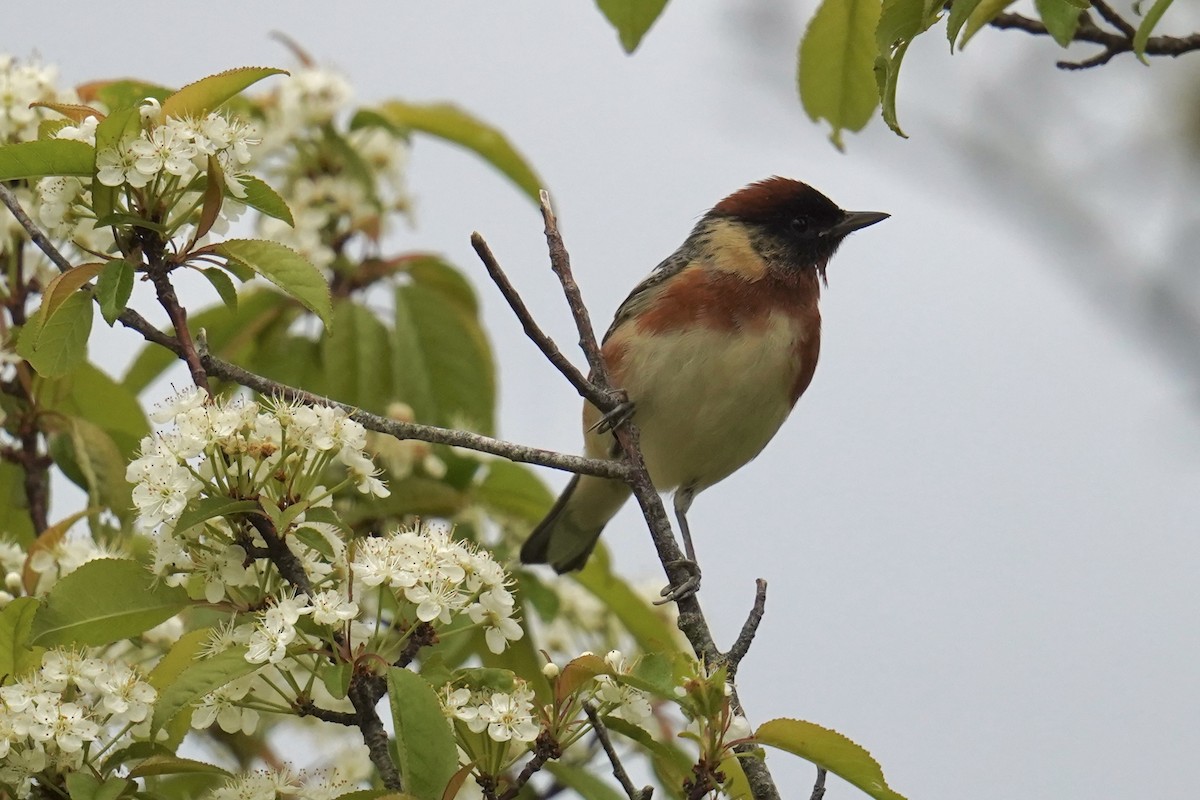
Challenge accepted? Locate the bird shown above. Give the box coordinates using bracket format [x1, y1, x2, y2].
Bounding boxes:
[520, 177, 887, 596]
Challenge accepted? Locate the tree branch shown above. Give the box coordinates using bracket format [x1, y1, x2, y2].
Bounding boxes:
[986, 4, 1200, 70]
[584, 704, 653, 800]
[725, 579, 768, 682]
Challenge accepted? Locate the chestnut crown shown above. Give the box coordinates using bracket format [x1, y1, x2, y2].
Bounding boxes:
[708, 176, 888, 256]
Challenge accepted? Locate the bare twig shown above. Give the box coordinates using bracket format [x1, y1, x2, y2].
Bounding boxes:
[146, 267, 210, 392]
[584, 704, 653, 800]
[809, 768, 827, 800]
[295, 699, 357, 726]
[471, 232, 613, 411]
[986, 6, 1200, 70]
[348, 673, 402, 791]
[725, 580, 768, 681]
[497, 731, 562, 800]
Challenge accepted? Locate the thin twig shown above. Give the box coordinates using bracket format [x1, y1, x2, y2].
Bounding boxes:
[809, 768, 827, 800]
[0, 183, 73, 272]
[146, 268, 210, 391]
[1089, 0, 1135, 38]
[986, 8, 1200, 70]
[584, 704, 653, 800]
[295, 700, 357, 726]
[725, 579, 768, 682]
[348, 673, 402, 791]
[471, 232, 612, 411]
[497, 731, 562, 800]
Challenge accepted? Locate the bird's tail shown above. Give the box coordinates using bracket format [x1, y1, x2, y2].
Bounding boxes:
[521, 474, 631, 572]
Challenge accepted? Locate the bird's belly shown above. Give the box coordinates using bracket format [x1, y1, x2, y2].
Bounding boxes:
[602, 313, 809, 491]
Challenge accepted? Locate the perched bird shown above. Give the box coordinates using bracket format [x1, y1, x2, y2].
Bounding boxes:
[521, 177, 887, 589]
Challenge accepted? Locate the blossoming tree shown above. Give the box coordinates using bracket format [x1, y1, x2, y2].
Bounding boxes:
[0, 56, 904, 800]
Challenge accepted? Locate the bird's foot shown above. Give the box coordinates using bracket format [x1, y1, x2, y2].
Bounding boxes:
[655, 558, 701, 604]
[589, 400, 636, 434]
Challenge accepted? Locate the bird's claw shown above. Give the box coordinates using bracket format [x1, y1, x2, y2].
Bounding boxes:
[654, 558, 701, 604]
[589, 400, 636, 434]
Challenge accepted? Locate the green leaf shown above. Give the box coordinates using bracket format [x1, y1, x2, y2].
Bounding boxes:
[42, 362, 149, 459]
[58, 417, 133, 520]
[378, 100, 543, 203]
[0, 139, 94, 180]
[200, 267, 239, 311]
[877, 0, 926, 48]
[387, 667, 459, 800]
[147, 627, 215, 748]
[38, 262, 105, 337]
[127, 755, 232, 779]
[595, 0, 671, 52]
[161, 67, 288, 119]
[30, 101, 105, 124]
[946, 0, 984, 48]
[755, 718, 909, 800]
[475, 461, 553, 524]
[959, 0, 1018, 47]
[572, 547, 683, 655]
[237, 175, 294, 226]
[1133, 0, 1174, 62]
[1034, 0, 1082, 47]
[16, 291, 93, 378]
[0, 461, 36, 545]
[211, 239, 332, 325]
[394, 277, 495, 434]
[321, 300, 394, 413]
[152, 644, 259, 733]
[66, 774, 131, 800]
[78, 79, 171, 112]
[601, 715, 691, 781]
[544, 762, 628, 800]
[0, 597, 42, 681]
[196, 154, 225, 239]
[122, 288, 292, 393]
[31, 559, 190, 647]
[174, 496, 261, 534]
[799, 0, 884, 149]
[95, 258, 135, 325]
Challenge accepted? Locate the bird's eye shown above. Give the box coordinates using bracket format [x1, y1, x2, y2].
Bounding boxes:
[789, 217, 810, 234]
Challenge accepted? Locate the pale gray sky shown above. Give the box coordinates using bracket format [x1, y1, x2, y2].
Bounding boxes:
[10, 2, 1200, 799]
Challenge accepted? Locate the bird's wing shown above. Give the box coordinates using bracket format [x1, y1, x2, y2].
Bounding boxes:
[602, 247, 693, 342]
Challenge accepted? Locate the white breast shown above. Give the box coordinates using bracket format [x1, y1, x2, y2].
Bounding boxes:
[592, 312, 811, 492]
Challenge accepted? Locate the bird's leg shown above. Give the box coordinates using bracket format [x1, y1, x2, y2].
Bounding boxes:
[657, 484, 702, 604]
[589, 399, 636, 434]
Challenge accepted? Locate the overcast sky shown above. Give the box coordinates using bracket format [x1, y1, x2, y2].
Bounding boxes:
[9, 2, 1200, 799]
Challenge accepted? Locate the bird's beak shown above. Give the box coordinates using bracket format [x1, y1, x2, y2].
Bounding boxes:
[831, 210, 889, 237]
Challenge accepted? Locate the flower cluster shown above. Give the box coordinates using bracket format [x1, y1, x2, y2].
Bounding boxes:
[592, 649, 655, 729]
[127, 387, 389, 596]
[0, 56, 70, 143]
[203, 766, 356, 800]
[441, 680, 541, 745]
[352, 522, 523, 654]
[0, 648, 156, 796]
[94, 103, 260, 195]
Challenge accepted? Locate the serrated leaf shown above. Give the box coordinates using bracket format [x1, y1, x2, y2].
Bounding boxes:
[0, 139, 94, 180]
[38, 262, 104, 336]
[174, 496, 261, 534]
[60, 417, 132, 521]
[96, 258, 135, 325]
[877, 0, 926, 48]
[211, 239, 331, 325]
[1034, 0, 1082, 47]
[43, 362, 149, 458]
[127, 755, 232, 779]
[387, 667, 459, 800]
[946, 0, 984, 47]
[556, 653, 608, 703]
[77, 79, 171, 111]
[31, 558, 190, 647]
[394, 279, 495, 434]
[200, 267, 238, 311]
[601, 715, 691, 780]
[152, 644, 259, 732]
[161, 67, 288, 119]
[147, 627, 215, 748]
[1133, 0, 1174, 61]
[755, 718, 908, 800]
[0, 597, 42, 681]
[30, 101, 105, 123]
[378, 100, 543, 203]
[595, 0, 671, 52]
[16, 291, 93, 378]
[322, 300, 394, 413]
[475, 461, 553, 524]
[799, 0, 884, 149]
[237, 175, 294, 225]
[959, 0, 1019, 47]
